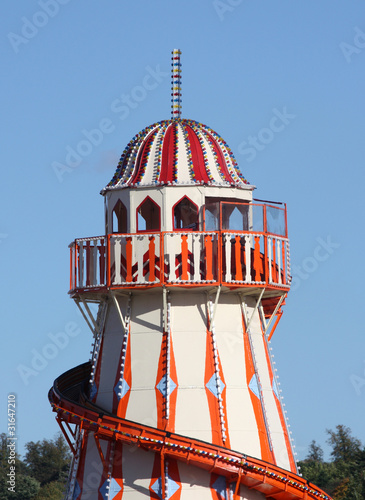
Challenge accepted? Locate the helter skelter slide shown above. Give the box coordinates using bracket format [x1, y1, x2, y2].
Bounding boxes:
[49, 50, 332, 500]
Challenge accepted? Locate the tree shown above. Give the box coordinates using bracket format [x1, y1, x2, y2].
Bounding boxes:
[306, 440, 324, 462]
[326, 425, 361, 463]
[0, 433, 40, 500]
[299, 425, 365, 500]
[35, 481, 66, 500]
[24, 433, 71, 487]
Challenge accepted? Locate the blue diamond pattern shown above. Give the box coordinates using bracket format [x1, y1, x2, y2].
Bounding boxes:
[151, 475, 180, 499]
[156, 375, 177, 398]
[206, 374, 225, 399]
[212, 475, 227, 499]
[99, 478, 122, 500]
[249, 374, 260, 398]
[72, 480, 81, 500]
[114, 379, 130, 400]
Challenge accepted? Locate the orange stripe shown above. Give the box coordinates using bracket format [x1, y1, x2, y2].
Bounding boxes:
[242, 315, 273, 463]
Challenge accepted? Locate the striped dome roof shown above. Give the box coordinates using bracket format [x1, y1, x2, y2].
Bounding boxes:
[105, 118, 249, 190]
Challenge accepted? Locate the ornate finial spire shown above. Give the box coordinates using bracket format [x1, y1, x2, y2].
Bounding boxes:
[171, 49, 182, 119]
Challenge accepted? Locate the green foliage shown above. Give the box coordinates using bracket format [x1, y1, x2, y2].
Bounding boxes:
[0, 433, 40, 500]
[0, 432, 70, 500]
[35, 481, 66, 500]
[24, 433, 71, 486]
[299, 426, 365, 500]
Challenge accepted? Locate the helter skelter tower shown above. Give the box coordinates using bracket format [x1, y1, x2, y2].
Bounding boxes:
[50, 50, 332, 500]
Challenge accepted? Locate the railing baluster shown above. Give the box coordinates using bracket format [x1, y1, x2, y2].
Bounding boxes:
[272, 237, 277, 283]
[224, 234, 231, 282]
[277, 238, 282, 284]
[100, 239, 105, 286]
[137, 235, 144, 282]
[193, 233, 200, 282]
[92, 239, 98, 286]
[114, 236, 122, 285]
[244, 235, 251, 283]
[235, 234, 243, 281]
[268, 237, 272, 284]
[281, 239, 286, 285]
[79, 244, 84, 288]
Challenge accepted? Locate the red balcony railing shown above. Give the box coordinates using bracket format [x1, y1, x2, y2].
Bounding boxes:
[69, 230, 290, 293]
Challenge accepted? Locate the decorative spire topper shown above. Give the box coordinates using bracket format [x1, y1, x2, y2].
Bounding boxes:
[171, 49, 182, 119]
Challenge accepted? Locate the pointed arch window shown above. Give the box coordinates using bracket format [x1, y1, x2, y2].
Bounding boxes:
[173, 196, 199, 230]
[112, 200, 127, 233]
[137, 196, 160, 232]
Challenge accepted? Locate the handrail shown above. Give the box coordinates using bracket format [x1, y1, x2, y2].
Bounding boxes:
[69, 230, 291, 293]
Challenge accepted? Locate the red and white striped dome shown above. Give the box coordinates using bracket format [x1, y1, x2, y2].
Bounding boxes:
[105, 118, 249, 190]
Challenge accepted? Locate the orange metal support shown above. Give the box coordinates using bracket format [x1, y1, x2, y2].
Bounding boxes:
[94, 434, 108, 474]
[126, 237, 133, 283]
[233, 471, 242, 500]
[267, 310, 283, 342]
[235, 235, 243, 281]
[181, 235, 188, 280]
[149, 236, 156, 281]
[205, 235, 213, 281]
[56, 416, 76, 456]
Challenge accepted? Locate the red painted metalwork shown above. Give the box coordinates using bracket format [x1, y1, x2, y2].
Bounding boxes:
[50, 363, 331, 500]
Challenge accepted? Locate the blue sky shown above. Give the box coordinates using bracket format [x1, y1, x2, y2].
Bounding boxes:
[1, 1, 365, 462]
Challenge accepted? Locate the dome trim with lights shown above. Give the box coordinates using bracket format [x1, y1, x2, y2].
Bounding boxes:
[103, 49, 251, 192]
[104, 118, 250, 191]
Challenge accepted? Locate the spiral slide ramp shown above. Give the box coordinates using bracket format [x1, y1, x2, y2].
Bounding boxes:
[50, 361, 330, 500]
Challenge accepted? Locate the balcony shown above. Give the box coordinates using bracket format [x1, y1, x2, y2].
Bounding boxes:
[69, 202, 290, 295]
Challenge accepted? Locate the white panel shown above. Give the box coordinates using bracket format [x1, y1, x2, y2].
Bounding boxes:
[177, 461, 212, 500]
[239, 484, 266, 500]
[95, 302, 125, 412]
[122, 446, 156, 497]
[200, 132, 222, 182]
[246, 299, 290, 471]
[176, 124, 190, 182]
[171, 293, 212, 442]
[80, 433, 108, 499]
[126, 294, 162, 426]
[213, 296, 261, 457]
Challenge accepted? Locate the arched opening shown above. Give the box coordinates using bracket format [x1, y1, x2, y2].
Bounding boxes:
[112, 200, 127, 233]
[173, 196, 199, 230]
[137, 197, 160, 232]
